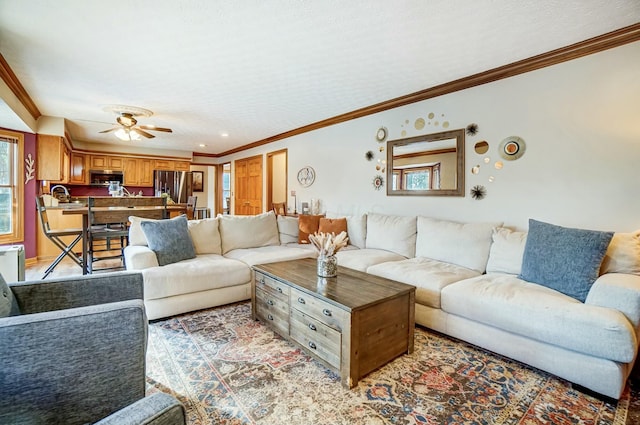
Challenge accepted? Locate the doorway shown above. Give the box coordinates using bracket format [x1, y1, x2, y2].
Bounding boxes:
[267, 149, 287, 213]
[216, 162, 231, 216]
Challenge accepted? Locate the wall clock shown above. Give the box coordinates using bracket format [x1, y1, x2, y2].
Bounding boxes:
[297, 166, 316, 187]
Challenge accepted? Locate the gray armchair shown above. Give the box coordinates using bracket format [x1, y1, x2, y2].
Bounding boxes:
[0, 272, 185, 425]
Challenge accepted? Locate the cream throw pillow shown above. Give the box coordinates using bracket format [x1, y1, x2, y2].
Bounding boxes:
[486, 227, 527, 275]
[187, 218, 222, 255]
[218, 211, 280, 254]
[600, 230, 640, 275]
[277, 215, 299, 244]
[326, 212, 367, 248]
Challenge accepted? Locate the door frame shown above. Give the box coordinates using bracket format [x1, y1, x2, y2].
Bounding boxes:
[266, 149, 288, 213]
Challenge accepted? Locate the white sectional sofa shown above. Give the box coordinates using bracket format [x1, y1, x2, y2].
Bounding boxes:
[124, 210, 640, 399]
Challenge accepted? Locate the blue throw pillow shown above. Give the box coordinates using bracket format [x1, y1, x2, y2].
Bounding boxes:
[0, 272, 20, 317]
[140, 216, 196, 266]
[519, 219, 613, 302]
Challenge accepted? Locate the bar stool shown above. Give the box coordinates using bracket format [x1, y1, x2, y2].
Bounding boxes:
[35, 196, 83, 279]
[186, 196, 197, 219]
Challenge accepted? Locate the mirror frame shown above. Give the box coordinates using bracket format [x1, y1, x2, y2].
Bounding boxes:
[386, 128, 465, 197]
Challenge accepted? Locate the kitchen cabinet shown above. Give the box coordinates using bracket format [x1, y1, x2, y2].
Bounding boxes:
[90, 155, 123, 170]
[174, 161, 191, 171]
[69, 152, 87, 184]
[37, 134, 70, 182]
[153, 159, 174, 170]
[123, 158, 154, 187]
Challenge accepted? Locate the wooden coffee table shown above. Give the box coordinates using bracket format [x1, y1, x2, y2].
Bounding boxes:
[252, 258, 415, 388]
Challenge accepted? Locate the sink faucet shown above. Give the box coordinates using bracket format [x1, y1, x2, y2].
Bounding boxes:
[50, 185, 69, 196]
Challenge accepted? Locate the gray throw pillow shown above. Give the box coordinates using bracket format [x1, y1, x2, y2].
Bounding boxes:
[140, 216, 196, 266]
[519, 219, 613, 302]
[0, 273, 20, 317]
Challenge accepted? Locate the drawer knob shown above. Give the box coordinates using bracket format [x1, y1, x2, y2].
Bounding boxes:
[308, 341, 317, 350]
[308, 323, 317, 331]
[260, 277, 265, 284]
[277, 287, 283, 293]
[322, 308, 332, 317]
[267, 314, 274, 321]
[297, 297, 306, 304]
[267, 300, 274, 306]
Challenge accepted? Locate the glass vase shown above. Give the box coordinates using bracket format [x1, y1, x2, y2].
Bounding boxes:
[317, 254, 337, 278]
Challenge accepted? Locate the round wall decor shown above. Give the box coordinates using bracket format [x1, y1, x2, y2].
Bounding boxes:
[297, 166, 316, 187]
[499, 136, 526, 160]
[375, 126, 388, 142]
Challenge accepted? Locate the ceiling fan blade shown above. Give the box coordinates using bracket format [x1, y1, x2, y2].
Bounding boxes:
[138, 125, 173, 133]
[133, 128, 155, 139]
[99, 127, 119, 133]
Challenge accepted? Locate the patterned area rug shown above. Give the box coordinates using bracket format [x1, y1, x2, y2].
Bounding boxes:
[146, 302, 639, 425]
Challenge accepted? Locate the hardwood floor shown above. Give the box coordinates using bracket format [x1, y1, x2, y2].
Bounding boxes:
[25, 258, 125, 281]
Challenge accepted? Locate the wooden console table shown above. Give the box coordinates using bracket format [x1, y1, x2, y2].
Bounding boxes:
[252, 258, 415, 388]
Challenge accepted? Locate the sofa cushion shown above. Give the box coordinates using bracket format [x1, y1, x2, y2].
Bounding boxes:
[336, 248, 406, 272]
[128, 215, 160, 246]
[416, 217, 500, 273]
[486, 227, 527, 275]
[326, 212, 367, 248]
[186, 217, 222, 255]
[366, 213, 416, 258]
[367, 257, 480, 309]
[142, 254, 251, 300]
[298, 214, 323, 244]
[319, 217, 347, 236]
[141, 216, 196, 266]
[224, 245, 316, 267]
[218, 211, 280, 254]
[277, 215, 299, 244]
[0, 273, 20, 317]
[441, 274, 637, 363]
[519, 219, 614, 302]
[600, 230, 640, 275]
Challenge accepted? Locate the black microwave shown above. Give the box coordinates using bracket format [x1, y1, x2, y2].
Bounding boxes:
[90, 170, 124, 186]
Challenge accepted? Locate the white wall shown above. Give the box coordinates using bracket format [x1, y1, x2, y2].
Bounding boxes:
[220, 41, 640, 232]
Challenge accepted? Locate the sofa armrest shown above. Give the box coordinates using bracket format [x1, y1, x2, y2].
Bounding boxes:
[586, 273, 640, 328]
[0, 300, 147, 425]
[125, 245, 160, 270]
[8, 271, 144, 314]
[94, 392, 186, 425]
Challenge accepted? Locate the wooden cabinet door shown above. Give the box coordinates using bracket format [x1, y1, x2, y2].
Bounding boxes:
[69, 152, 87, 184]
[138, 159, 153, 186]
[123, 158, 139, 185]
[154, 159, 174, 170]
[36, 135, 65, 181]
[234, 155, 263, 215]
[90, 155, 107, 169]
[108, 156, 124, 170]
[174, 161, 191, 171]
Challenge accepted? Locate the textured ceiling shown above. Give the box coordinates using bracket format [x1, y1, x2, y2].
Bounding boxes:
[0, 0, 638, 156]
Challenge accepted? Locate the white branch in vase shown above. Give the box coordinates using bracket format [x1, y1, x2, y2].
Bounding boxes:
[309, 231, 349, 257]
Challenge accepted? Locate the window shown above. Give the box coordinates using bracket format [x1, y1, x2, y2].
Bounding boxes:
[222, 162, 231, 214]
[392, 164, 441, 191]
[0, 130, 24, 244]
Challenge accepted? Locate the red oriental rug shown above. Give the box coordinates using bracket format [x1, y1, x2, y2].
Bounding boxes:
[146, 302, 639, 424]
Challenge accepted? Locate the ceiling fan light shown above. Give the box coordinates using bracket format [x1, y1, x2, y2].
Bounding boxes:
[114, 128, 141, 141]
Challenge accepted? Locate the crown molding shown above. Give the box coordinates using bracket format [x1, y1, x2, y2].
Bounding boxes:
[0, 53, 41, 120]
[217, 22, 640, 158]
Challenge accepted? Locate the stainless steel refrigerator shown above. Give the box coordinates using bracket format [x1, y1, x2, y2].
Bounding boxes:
[153, 171, 193, 203]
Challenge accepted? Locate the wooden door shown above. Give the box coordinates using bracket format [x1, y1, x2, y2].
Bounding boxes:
[234, 155, 263, 215]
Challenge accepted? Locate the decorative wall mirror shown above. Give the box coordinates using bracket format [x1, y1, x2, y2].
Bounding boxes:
[386, 128, 465, 196]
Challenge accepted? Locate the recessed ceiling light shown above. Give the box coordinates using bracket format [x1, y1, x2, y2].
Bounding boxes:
[199, 144, 206, 147]
[220, 132, 229, 137]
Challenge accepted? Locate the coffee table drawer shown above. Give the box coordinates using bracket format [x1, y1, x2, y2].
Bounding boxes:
[290, 287, 348, 331]
[255, 271, 290, 302]
[290, 308, 341, 369]
[255, 287, 289, 336]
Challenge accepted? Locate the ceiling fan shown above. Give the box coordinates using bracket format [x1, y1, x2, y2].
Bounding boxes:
[99, 105, 172, 140]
